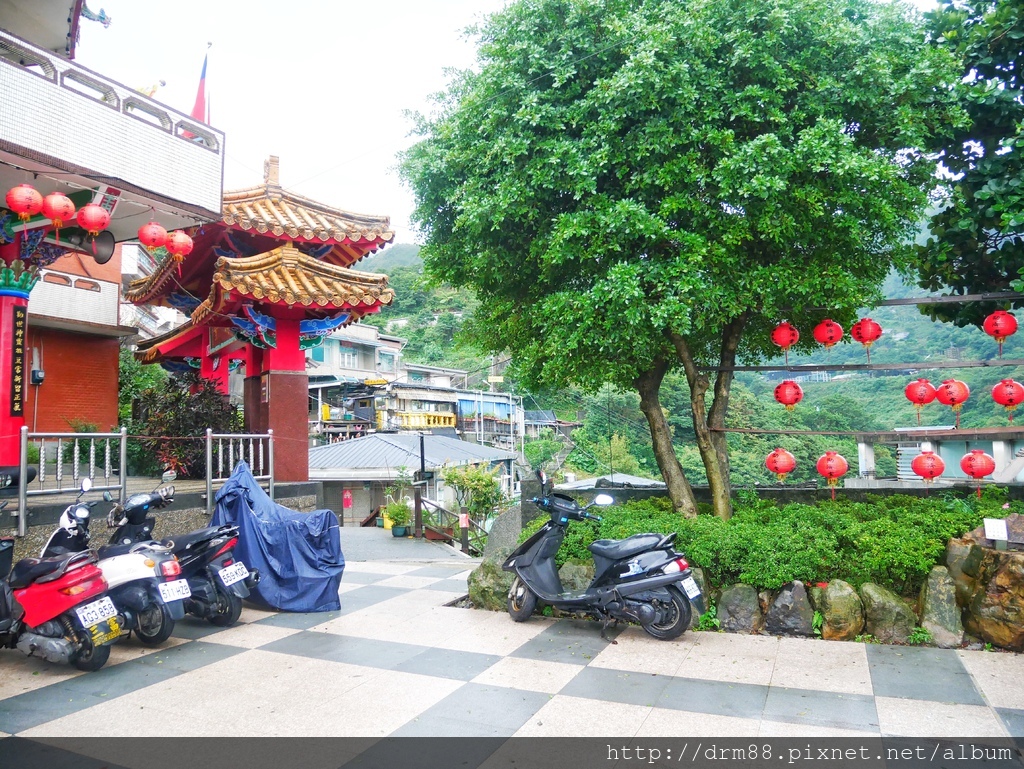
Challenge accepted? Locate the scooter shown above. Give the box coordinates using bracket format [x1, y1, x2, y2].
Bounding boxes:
[503, 471, 705, 641]
[105, 474, 259, 627]
[40, 480, 189, 646]
[0, 505, 119, 671]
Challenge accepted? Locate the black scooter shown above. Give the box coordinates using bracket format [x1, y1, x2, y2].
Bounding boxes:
[105, 475, 259, 627]
[503, 471, 705, 641]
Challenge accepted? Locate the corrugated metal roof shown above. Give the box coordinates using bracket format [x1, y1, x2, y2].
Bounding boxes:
[309, 433, 515, 472]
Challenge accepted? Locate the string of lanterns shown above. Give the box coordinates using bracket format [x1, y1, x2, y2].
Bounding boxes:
[4, 183, 193, 261]
[766, 312, 1018, 497]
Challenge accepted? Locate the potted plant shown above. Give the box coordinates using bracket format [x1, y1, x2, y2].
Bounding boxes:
[385, 501, 411, 537]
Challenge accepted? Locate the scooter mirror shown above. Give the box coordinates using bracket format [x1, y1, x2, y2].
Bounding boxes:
[80, 478, 92, 493]
[161, 470, 177, 484]
[593, 494, 614, 506]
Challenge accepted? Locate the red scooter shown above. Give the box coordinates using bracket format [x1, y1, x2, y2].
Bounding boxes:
[0, 521, 119, 671]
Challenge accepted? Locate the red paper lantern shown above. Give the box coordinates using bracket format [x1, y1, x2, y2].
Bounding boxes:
[76, 204, 110, 237]
[983, 311, 1017, 357]
[936, 379, 970, 428]
[165, 231, 194, 262]
[992, 379, 1024, 423]
[813, 319, 843, 349]
[5, 184, 43, 222]
[816, 451, 849, 500]
[911, 451, 945, 487]
[41, 192, 75, 239]
[960, 449, 996, 499]
[138, 221, 168, 252]
[850, 317, 882, 362]
[765, 448, 796, 483]
[771, 322, 799, 364]
[904, 378, 937, 425]
[773, 380, 804, 411]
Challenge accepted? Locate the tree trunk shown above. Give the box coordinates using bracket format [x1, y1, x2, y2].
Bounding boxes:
[668, 317, 747, 521]
[634, 358, 699, 517]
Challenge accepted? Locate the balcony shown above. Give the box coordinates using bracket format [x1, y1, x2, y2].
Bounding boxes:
[392, 412, 457, 430]
[27, 269, 130, 335]
[0, 28, 224, 234]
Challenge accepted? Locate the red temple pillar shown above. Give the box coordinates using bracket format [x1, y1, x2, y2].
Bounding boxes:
[199, 352, 230, 395]
[257, 315, 308, 482]
[0, 245, 34, 466]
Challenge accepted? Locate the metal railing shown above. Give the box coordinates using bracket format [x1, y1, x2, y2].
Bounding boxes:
[16, 426, 127, 537]
[205, 429, 274, 514]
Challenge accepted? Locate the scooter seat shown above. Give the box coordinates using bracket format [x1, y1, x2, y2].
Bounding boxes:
[161, 525, 235, 552]
[8, 550, 95, 589]
[589, 533, 664, 560]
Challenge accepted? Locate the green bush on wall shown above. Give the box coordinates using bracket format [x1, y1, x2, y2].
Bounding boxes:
[519, 488, 1016, 596]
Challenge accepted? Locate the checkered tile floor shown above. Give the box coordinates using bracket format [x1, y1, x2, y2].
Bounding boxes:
[1, 560, 1022, 738]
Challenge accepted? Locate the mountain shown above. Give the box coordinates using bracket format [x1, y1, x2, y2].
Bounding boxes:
[360, 243, 422, 274]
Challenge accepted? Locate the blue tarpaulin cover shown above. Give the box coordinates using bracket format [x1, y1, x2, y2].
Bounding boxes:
[212, 461, 344, 612]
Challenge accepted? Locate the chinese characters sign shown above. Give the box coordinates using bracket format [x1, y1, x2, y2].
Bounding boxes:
[10, 305, 25, 416]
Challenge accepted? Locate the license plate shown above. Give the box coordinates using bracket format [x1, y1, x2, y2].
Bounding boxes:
[158, 579, 191, 602]
[89, 616, 121, 646]
[75, 596, 116, 627]
[681, 576, 702, 599]
[218, 561, 249, 587]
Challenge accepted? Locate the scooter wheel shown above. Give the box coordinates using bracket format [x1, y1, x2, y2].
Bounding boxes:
[72, 637, 110, 672]
[135, 602, 174, 646]
[641, 585, 691, 641]
[208, 586, 243, 627]
[507, 576, 537, 622]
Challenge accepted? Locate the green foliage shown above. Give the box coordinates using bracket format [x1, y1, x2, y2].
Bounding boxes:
[812, 611, 824, 637]
[520, 491, 1010, 595]
[134, 373, 242, 478]
[855, 633, 879, 644]
[403, 0, 963, 516]
[916, 0, 1024, 326]
[384, 501, 411, 527]
[118, 346, 167, 423]
[524, 431, 562, 470]
[697, 602, 722, 632]
[440, 463, 504, 519]
[385, 466, 412, 505]
[907, 626, 933, 646]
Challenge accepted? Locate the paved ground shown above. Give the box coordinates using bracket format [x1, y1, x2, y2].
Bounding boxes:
[0, 527, 1022, 739]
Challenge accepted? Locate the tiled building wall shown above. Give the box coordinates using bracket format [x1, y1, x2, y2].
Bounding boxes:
[23, 327, 119, 433]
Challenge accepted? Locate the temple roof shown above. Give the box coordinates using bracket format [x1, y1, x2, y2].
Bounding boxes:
[125, 156, 395, 306]
[193, 243, 394, 323]
[222, 155, 393, 251]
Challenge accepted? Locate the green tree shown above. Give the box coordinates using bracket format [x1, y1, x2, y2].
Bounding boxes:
[402, 0, 963, 518]
[118, 345, 166, 423]
[440, 463, 505, 519]
[916, 0, 1024, 327]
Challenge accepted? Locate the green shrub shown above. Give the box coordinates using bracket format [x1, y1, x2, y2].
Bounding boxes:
[517, 491, 1005, 596]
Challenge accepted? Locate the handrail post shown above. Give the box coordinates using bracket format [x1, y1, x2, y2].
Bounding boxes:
[17, 426, 28, 537]
[205, 428, 213, 515]
[119, 427, 128, 504]
[267, 429, 275, 503]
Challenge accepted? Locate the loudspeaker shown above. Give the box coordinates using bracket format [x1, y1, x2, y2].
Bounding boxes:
[44, 228, 115, 264]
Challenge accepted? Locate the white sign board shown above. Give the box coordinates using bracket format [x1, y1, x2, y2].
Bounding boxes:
[984, 518, 1009, 542]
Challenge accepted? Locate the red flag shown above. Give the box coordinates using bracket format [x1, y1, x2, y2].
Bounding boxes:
[190, 51, 208, 124]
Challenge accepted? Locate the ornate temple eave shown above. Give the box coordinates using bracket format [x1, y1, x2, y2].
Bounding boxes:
[191, 243, 394, 325]
[134, 319, 203, 363]
[221, 185, 393, 250]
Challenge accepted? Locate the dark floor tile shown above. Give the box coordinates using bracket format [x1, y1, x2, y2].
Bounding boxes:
[997, 707, 1024, 740]
[341, 571, 390, 585]
[406, 565, 471, 579]
[509, 619, 621, 665]
[169, 619, 228, 640]
[252, 608, 344, 628]
[391, 682, 550, 737]
[866, 645, 985, 705]
[259, 630, 427, 670]
[560, 665, 670, 707]
[422, 579, 469, 593]
[393, 646, 501, 681]
[763, 686, 879, 732]
[657, 676, 769, 720]
[0, 641, 242, 733]
[335, 586, 408, 616]
[2, 738, 135, 769]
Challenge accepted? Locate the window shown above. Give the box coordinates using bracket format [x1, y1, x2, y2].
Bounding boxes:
[378, 352, 395, 372]
[310, 344, 325, 362]
[339, 348, 359, 368]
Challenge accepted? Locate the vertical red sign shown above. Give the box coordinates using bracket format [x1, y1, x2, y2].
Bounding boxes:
[10, 306, 25, 417]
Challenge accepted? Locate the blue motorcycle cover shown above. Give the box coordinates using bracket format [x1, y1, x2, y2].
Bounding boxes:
[212, 461, 344, 612]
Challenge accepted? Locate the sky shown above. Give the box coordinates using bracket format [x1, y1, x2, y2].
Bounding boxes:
[75, 1, 508, 244]
[74, 0, 939, 247]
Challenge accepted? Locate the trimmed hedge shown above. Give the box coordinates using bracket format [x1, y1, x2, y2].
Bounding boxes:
[520, 488, 1016, 595]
